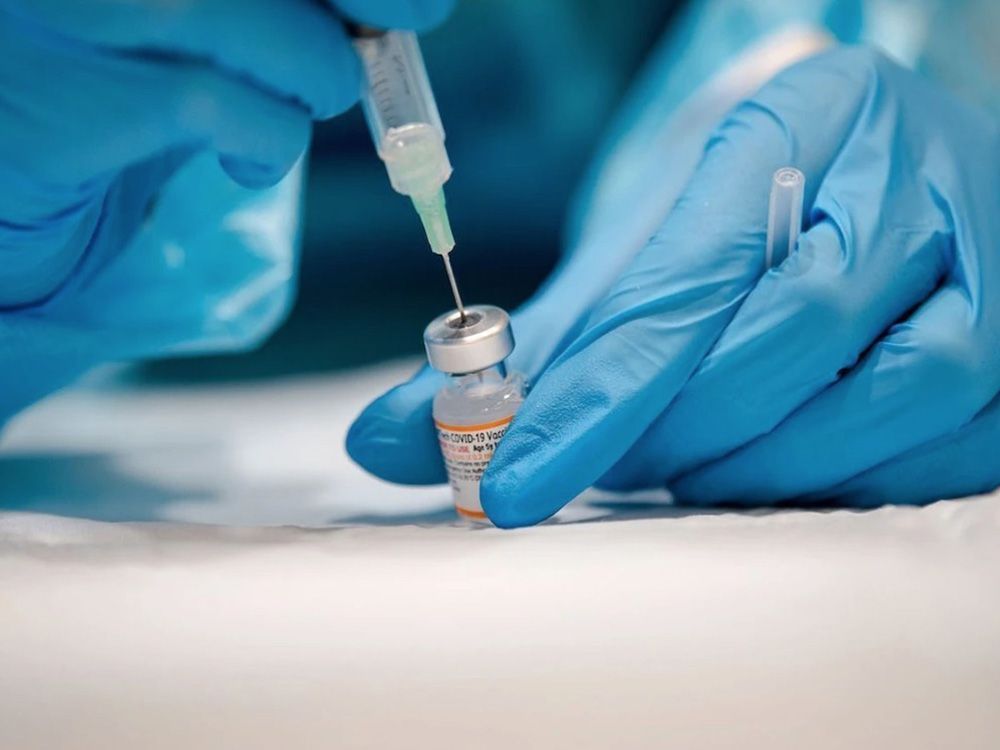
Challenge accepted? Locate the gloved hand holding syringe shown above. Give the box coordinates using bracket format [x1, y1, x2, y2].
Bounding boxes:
[350, 25, 467, 320]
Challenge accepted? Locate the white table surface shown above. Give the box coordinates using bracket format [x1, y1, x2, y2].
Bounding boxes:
[2, 362, 998, 749]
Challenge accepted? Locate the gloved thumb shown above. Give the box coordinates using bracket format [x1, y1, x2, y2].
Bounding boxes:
[346, 365, 446, 485]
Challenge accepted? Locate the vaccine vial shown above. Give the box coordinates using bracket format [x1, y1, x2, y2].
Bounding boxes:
[423, 305, 525, 523]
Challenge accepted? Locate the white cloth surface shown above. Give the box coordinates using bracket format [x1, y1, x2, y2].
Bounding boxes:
[1, 362, 999, 749]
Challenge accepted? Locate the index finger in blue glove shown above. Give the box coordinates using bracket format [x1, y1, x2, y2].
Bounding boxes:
[477, 49, 887, 528]
[346, 365, 447, 485]
[5, 0, 363, 121]
[0, 24, 314, 212]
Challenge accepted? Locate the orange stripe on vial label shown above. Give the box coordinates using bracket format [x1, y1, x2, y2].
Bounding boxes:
[433, 415, 514, 432]
[456, 506, 488, 520]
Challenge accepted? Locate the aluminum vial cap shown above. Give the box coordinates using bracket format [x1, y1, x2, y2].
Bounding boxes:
[423, 304, 514, 374]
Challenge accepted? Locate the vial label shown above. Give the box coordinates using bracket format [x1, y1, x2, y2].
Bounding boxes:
[434, 416, 513, 520]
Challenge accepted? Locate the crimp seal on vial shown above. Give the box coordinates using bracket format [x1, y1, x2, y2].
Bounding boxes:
[423, 305, 515, 375]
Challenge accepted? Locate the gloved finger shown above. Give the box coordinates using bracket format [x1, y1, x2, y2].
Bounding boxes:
[672, 284, 1000, 506]
[600, 212, 949, 491]
[0, 146, 196, 308]
[0, 21, 310, 192]
[135, 58, 313, 189]
[329, 0, 455, 31]
[346, 365, 447, 485]
[808, 390, 1000, 508]
[478, 50, 876, 528]
[5, 0, 360, 119]
[134, 65, 308, 189]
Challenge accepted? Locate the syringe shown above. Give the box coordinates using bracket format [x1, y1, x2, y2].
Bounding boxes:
[350, 26, 466, 319]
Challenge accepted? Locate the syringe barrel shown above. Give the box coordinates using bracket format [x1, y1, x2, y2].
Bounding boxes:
[353, 30, 452, 199]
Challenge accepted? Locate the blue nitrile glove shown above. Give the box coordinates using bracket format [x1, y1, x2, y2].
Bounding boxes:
[348, 47, 1000, 526]
[0, 0, 453, 424]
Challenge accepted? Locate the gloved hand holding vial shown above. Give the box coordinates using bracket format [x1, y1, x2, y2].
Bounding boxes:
[350, 47, 1000, 527]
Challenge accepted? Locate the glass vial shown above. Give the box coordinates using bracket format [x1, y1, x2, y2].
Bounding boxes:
[424, 306, 525, 523]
